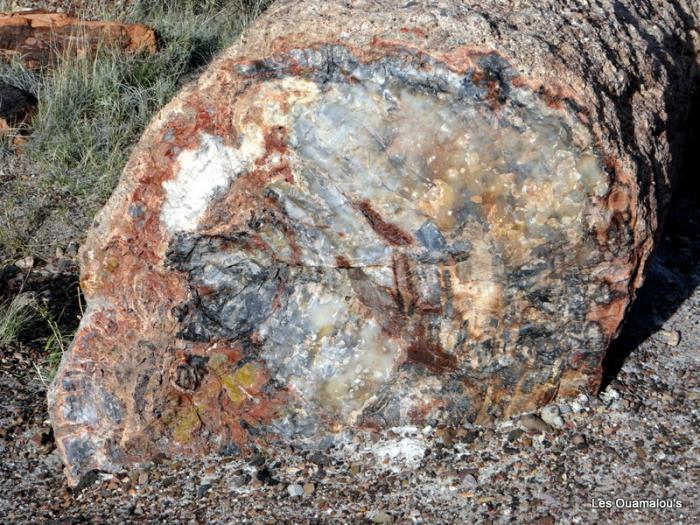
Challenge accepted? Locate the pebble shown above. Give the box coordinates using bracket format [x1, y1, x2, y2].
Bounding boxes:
[370, 511, 393, 524]
[571, 434, 587, 450]
[507, 429, 525, 442]
[137, 472, 149, 486]
[303, 482, 315, 496]
[162, 476, 176, 487]
[230, 474, 250, 488]
[540, 405, 564, 429]
[520, 414, 553, 433]
[14, 256, 34, 270]
[570, 400, 585, 413]
[287, 483, 304, 498]
[659, 329, 681, 347]
[463, 474, 478, 488]
[598, 388, 621, 407]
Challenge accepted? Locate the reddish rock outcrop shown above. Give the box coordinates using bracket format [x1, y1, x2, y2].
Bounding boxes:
[49, 0, 699, 484]
[0, 10, 156, 68]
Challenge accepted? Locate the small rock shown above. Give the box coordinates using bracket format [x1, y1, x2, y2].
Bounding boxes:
[256, 467, 279, 486]
[150, 452, 169, 464]
[507, 428, 525, 442]
[370, 511, 394, 524]
[230, 475, 249, 487]
[303, 482, 315, 496]
[15, 256, 34, 271]
[520, 414, 553, 433]
[659, 329, 681, 347]
[569, 400, 585, 413]
[287, 483, 304, 498]
[463, 474, 478, 488]
[138, 472, 148, 485]
[162, 476, 176, 487]
[74, 469, 100, 491]
[67, 241, 80, 257]
[197, 483, 211, 497]
[571, 433, 587, 450]
[540, 405, 564, 428]
[599, 388, 621, 406]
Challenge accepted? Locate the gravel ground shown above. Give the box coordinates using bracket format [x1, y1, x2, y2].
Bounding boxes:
[0, 176, 698, 524]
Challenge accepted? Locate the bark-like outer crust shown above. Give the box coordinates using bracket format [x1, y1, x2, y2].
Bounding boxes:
[49, 0, 699, 484]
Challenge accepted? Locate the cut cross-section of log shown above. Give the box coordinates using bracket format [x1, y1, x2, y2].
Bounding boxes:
[48, 0, 699, 485]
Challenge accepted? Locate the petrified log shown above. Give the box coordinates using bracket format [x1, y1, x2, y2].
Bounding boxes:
[0, 10, 156, 68]
[49, 0, 699, 483]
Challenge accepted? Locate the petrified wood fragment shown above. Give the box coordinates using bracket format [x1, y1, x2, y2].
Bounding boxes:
[49, 0, 699, 483]
[0, 10, 155, 68]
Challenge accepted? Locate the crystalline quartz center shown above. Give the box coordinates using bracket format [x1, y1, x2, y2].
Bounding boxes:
[164, 51, 606, 423]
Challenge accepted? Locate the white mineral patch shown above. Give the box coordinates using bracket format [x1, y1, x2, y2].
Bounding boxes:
[161, 130, 265, 233]
[161, 78, 319, 234]
[372, 436, 427, 470]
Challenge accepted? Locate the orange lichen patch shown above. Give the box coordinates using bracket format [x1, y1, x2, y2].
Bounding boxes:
[164, 351, 286, 452]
